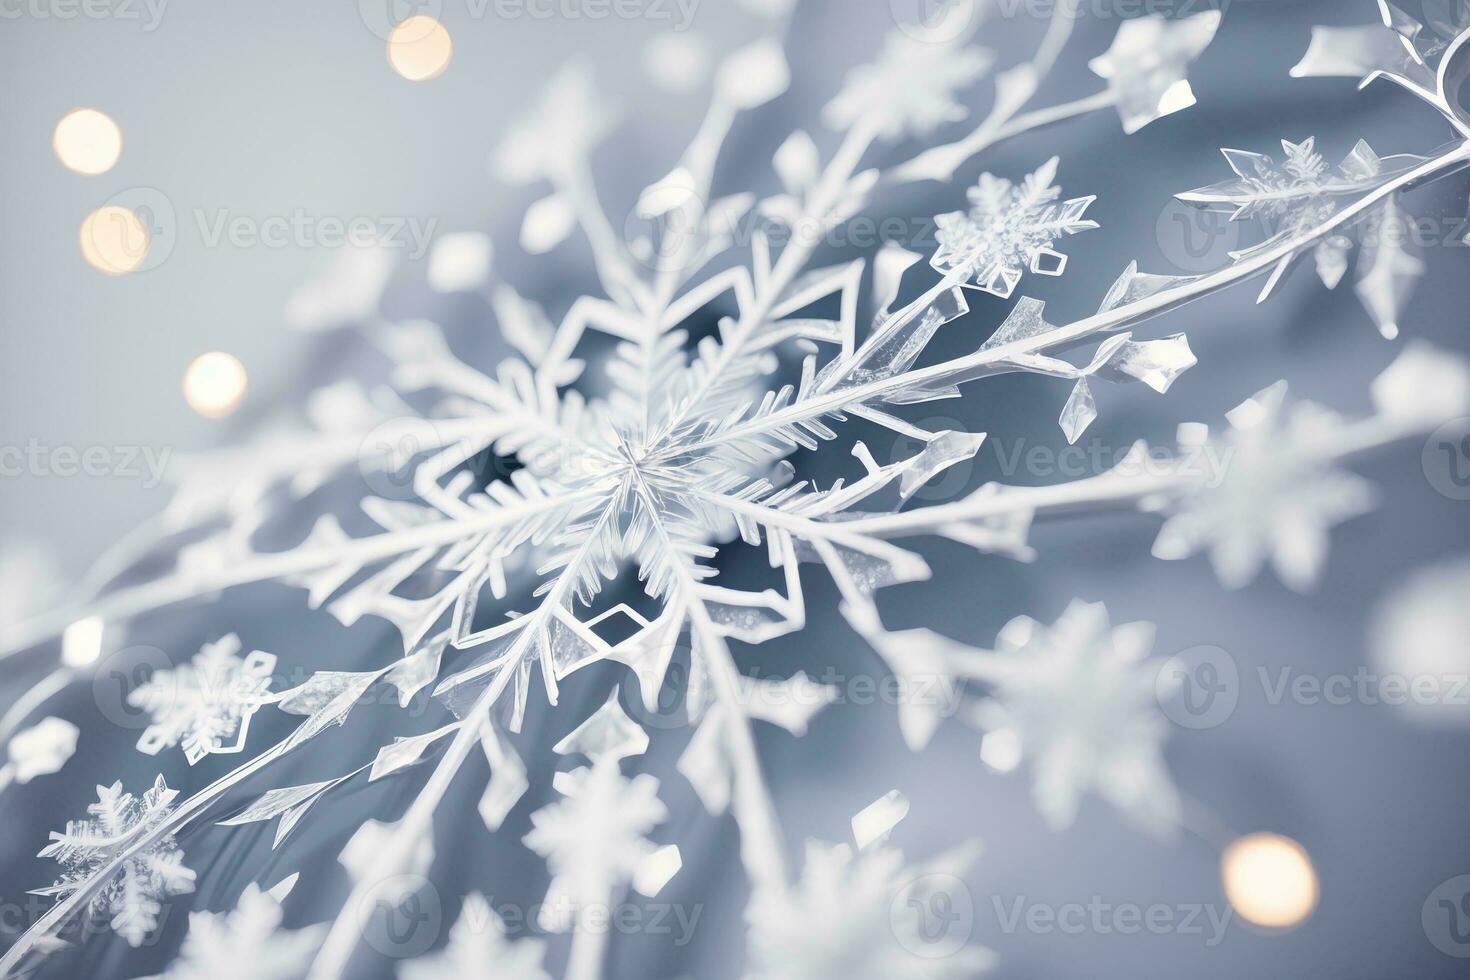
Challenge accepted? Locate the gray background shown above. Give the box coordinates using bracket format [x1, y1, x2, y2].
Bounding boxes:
[3, 1, 1470, 978]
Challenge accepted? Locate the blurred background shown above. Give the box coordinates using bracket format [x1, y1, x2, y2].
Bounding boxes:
[4, 0, 1470, 977]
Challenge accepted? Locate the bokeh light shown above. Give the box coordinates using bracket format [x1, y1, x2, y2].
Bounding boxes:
[182, 352, 248, 419]
[53, 109, 122, 175]
[387, 16, 452, 81]
[1221, 832, 1319, 930]
[79, 206, 149, 275]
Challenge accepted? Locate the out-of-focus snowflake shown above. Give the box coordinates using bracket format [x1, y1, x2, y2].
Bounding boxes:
[746, 836, 990, 980]
[128, 634, 276, 765]
[1370, 559, 1470, 726]
[931, 157, 1097, 297]
[966, 601, 1178, 836]
[157, 875, 323, 980]
[524, 697, 667, 932]
[400, 893, 550, 980]
[3, 716, 79, 787]
[32, 775, 195, 947]
[823, 32, 992, 140]
[1149, 382, 1379, 591]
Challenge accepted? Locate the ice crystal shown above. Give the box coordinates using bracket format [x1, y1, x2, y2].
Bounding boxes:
[1087, 9, 1222, 134]
[965, 601, 1178, 836]
[746, 835, 990, 979]
[32, 776, 195, 947]
[931, 157, 1097, 298]
[399, 893, 550, 980]
[823, 32, 992, 140]
[128, 634, 276, 764]
[1150, 383, 1381, 592]
[158, 876, 323, 980]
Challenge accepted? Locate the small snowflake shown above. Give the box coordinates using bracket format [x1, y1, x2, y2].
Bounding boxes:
[493, 62, 616, 185]
[823, 31, 991, 141]
[746, 839, 990, 980]
[161, 879, 323, 980]
[1150, 382, 1378, 591]
[32, 775, 196, 947]
[969, 601, 1178, 835]
[523, 760, 666, 930]
[399, 893, 550, 980]
[128, 634, 276, 765]
[930, 157, 1098, 298]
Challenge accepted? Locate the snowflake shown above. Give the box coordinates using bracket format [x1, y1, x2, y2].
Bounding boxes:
[4, 717, 79, 786]
[930, 157, 1098, 297]
[159, 876, 323, 980]
[1150, 382, 1379, 592]
[823, 31, 992, 141]
[32, 775, 195, 947]
[399, 893, 550, 980]
[524, 760, 667, 931]
[1370, 559, 1470, 727]
[8, 8, 1470, 979]
[1087, 9, 1222, 134]
[128, 634, 276, 764]
[746, 838, 990, 980]
[964, 601, 1178, 836]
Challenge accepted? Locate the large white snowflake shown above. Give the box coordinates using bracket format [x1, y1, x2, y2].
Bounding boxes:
[4, 7, 1470, 980]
